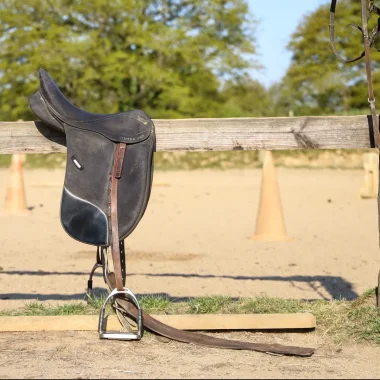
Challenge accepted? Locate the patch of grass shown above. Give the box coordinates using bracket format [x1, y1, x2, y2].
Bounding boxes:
[315, 289, 380, 345]
[188, 296, 232, 314]
[236, 296, 308, 315]
[1, 291, 379, 345]
[0, 301, 98, 317]
[0, 149, 370, 170]
[86, 292, 108, 310]
[0, 155, 12, 168]
[25, 153, 66, 169]
[139, 295, 173, 314]
[0, 154, 66, 169]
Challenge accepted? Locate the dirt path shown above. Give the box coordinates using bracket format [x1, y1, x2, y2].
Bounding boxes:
[1, 330, 379, 379]
[0, 168, 380, 378]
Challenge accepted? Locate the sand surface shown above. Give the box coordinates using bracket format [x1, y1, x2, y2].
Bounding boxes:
[0, 167, 379, 378]
[1, 168, 379, 306]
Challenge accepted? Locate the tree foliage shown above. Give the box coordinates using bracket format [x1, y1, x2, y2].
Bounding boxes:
[0, 0, 261, 120]
[277, 0, 380, 116]
[4, 0, 371, 121]
[219, 77, 275, 117]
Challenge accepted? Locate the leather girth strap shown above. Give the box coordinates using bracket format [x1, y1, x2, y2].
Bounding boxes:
[106, 274, 315, 357]
[111, 143, 127, 292]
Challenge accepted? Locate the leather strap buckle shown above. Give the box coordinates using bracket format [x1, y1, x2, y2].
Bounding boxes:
[98, 287, 143, 340]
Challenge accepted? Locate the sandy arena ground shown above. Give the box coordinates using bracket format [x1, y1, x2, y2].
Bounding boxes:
[0, 167, 380, 378]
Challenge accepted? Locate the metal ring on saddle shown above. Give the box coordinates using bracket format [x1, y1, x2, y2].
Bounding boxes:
[98, 287, 143, 340]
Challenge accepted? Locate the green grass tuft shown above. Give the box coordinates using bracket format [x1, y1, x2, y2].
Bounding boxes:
[0, 301, 98, 317]
[1, 290, 379, 345]
[85, 292, 108, 310]
[139, 295, 173, 314]
[236, 296, 308, 315]
[188, 296, 232, 314]
[0, 149, 370, 170]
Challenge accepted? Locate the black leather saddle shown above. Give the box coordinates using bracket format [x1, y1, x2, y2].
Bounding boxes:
[30, 69, 155, 247]
[30, 69, 155, 339]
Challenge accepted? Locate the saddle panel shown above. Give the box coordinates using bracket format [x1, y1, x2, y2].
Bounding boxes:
[37, 69, 153, 144]
[117, 135, 155, 240]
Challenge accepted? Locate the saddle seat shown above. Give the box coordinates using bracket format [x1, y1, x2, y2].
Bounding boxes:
[30, 69, 153, 143]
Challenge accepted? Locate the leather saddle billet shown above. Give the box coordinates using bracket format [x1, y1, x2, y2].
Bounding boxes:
[29, 69, 315, 357]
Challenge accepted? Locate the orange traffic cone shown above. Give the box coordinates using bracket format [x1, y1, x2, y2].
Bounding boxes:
[3, 154, 29, 214]
[249, 151, 289, 241]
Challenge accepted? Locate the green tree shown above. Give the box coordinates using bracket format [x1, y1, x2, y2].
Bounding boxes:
[0, 0, 257, 120]
[277, 0, 380, 116]
[218, 76, 274, 117]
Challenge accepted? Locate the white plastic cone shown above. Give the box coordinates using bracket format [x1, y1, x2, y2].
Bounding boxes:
[249, 151, 289, 241]
[3, 154, 29, 214]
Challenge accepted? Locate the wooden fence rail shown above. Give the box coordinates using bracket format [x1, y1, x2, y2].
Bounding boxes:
[0, 116, 377, 154]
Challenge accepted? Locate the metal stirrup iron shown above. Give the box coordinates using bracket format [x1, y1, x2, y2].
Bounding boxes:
[98, 287, 143, 340]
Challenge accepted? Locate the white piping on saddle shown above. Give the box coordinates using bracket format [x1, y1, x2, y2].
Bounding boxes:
[61, 186, 109, 244]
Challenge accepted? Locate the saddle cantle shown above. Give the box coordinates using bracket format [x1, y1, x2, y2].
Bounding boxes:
[30, 69, 155, 246]
[29, 69, 315, 356]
